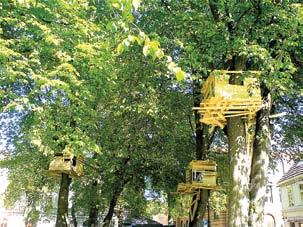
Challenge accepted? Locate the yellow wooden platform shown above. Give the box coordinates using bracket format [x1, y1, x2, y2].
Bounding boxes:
[193, 70, 262, 130]
[176, 182, 223, 194]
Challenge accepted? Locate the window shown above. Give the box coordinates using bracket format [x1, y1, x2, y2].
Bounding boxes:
[192, 171, 204, 183]
[287, 186, 294, 207]
[72, 157, 77, 167]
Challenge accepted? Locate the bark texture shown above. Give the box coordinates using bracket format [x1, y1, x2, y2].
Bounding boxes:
[248, 89, 271, 227]
[227, 57, 251, 227]
[227, 116, 251, 226]
[56, 173, 72, 227]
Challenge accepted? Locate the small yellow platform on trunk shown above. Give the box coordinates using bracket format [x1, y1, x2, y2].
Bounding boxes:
[177, 160, 218, 194]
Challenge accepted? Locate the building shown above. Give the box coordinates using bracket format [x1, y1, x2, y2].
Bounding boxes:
[277, 161, 303, 227]
[264, 160, 294, 227]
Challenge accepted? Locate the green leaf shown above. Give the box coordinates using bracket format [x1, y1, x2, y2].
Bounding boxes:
[176, 70, 185, 81]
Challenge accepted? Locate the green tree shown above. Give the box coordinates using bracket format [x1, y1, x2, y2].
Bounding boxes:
[1, 1, 302, 227]
[1, 0, 123, 226]
[136, 1, 302, 226]
[1, 1, 191, 227]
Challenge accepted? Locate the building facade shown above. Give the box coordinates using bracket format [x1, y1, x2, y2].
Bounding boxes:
[278, 161, 303, 227]
[264, 160, 294, 227]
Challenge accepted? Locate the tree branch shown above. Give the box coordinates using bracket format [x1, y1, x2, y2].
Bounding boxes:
[208, 0, 221, 22]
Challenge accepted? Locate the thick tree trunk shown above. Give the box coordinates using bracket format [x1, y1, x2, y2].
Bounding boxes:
[248, 90, 271, 227]
[227, 57, 251, 226]
[56, 173, 72, 227]
[227, 116, 250, 226]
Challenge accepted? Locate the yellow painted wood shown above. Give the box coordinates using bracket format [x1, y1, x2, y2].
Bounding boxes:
[193, 70, 262, 130]
[176, 160, 218, 194]
[189, 190, 200, 221]
[188, 160, 217, 171]
[44, 152, 83, 178]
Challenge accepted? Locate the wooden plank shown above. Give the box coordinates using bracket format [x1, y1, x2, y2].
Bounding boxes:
[197, 104, 262, 110]
[213, 70, 262, 75]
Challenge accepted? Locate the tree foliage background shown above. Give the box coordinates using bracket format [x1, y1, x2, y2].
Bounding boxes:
[0, 0, 302, 226]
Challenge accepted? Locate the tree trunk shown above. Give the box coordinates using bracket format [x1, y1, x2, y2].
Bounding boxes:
[102, 180, 129, 227]
[227, 56, 251, 226]
[102, 156, 131, 227]
[189, 79, 211, 227]
[87, 206, 99, 227]
[102, 190, 121, 227]
[227, 116, 250, 226]
[85, 180, 100, 227]
[188, 189, 209, 227]
[248, 89, 271, 227]
[56, 173, 72, 227]
[71, 202, 78, 227]
[193, 79, 204, 160]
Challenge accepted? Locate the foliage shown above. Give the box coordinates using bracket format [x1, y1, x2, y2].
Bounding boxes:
[1, 0, 193, 223]
[0, 0, 302, 225]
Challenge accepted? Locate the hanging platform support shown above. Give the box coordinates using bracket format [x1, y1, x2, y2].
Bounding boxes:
[189, 189, 201, 222]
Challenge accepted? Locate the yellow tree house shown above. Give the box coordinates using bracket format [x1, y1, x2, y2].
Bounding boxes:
[176, 160, 219, 222]
[44, 151, 83, 178]
[177, 160, 217, 194]
[193, 70, 262, 131]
